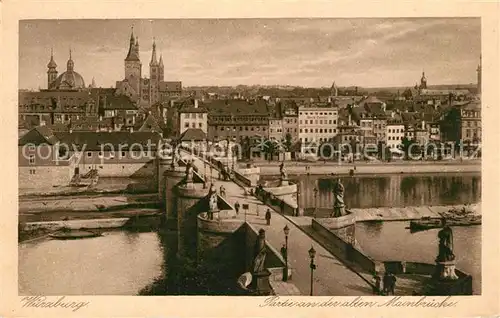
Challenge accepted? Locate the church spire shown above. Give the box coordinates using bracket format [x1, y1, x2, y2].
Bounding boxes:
[67, 48, 74, 71]
[125, 26, 140, 61]
[150, 38, 158, 66]
[47, 48, 57, 68]
[159, 54, 163, 66]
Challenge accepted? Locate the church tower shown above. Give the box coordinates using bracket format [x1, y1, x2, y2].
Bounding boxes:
[420, 71, 427, 90]
[149, 38, 160, 104]
[159, 54, 164, 82]
[330, 81, 338, 97]
[477, 55, 481, 95]
[47, 48, 58, 89]
[124, 27, 142, 98]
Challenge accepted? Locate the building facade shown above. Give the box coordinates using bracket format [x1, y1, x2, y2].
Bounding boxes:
[385, 122, 405, 149]
[298, 106, 339, 144]
[207, 100, 270, 142]
[179, 100, 208, 135]
[281, 104, 299, 142]
[268, 118, 283, 141]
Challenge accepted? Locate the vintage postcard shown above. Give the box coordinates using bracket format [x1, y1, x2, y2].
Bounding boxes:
[1, 0, 499, 317]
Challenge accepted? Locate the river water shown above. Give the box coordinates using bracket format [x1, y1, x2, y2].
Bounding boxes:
[19, 231, 164, 295]
[19, 229, 236, 295]
[264, 172, 481, 210]
[19, 173, 481, 295]
[356, 222, 481, 294]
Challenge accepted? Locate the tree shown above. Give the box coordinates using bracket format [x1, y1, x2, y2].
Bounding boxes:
[284, 133, 293, 152]
[265, 139, 276, 161]
[401, 137, 420, 160]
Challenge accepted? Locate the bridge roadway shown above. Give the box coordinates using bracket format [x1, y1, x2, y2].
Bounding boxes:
[184, 153, 373, 296]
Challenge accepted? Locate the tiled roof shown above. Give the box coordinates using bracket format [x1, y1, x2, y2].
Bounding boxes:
[102, 94, 137, 110]
[19, 126, 60, 145]
[45, 123, 70, 132]
[179, 128, 206, 141]
[54, 131, 162, 151]
[207, 100, 269, 115]
[159, 81, 182, 92]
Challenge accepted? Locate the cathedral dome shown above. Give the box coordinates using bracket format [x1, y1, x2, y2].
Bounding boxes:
[49, 50, 85, 90]
[50, 71, 86, 90]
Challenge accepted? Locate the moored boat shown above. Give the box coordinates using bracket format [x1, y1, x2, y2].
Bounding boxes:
[49, 229, 102, 240]
[410, 214, 481, 232]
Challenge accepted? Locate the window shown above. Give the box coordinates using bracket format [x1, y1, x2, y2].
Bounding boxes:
[121, 151, 126, 157]
[192, 123, 196, 128]
[29, 155, 35, 165]
[198, 113, 203, 118]
[87, 152, 92, 158]
[185, 123, 189, 128]
[98, 151, 103, 158]
[29, 169, 36, 174]
[220, 127, 224, 131]
[333, 120, 337, 125]
[99, 166, 103, 169]
[300, 129, 303, 133]
[199, 123, 203, 128]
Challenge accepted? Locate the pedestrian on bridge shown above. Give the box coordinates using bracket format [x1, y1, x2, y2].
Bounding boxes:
[372, 272, 381, 295]
[234, 201, 240, 215]
[388, 273, 397, 295]
[265, 209, 272, 225]
[220, 185, 226, 198]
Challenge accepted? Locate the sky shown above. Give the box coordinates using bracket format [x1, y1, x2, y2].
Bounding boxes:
[19, 18, 481, 89]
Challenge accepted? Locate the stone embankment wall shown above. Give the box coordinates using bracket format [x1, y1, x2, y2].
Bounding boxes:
[312, 218, 380, 274]
[382, 261, 473, 295]
[311, 218, 473, 295]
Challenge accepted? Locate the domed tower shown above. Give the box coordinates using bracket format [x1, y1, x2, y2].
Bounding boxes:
[49, 49, 86, 90]
[420, 71, 427, 90]
[124, 26, 142, 97]
[47, 48, 58, 89]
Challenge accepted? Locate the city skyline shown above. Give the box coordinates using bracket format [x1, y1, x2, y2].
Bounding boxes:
[19, 18, 480, 90]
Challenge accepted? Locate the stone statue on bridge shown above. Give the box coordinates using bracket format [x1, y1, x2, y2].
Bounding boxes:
[332, 178, 346, 217]
[171, 146, 180, 168]
[279, 162, 288, 185]
[208, 183, 218, 214]
[252, 229, 267, 274]
[437, 219, 455, 262]
[435, 218, 459, 280]
[185, 159, 194, 183]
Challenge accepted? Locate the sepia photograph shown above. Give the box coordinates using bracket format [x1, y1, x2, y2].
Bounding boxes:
[17, 17, 482, 299]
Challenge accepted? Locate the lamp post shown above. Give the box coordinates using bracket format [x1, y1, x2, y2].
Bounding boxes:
[308, 246, 317, 296]
[313, 187, 318, 218]
[283, 225, 290, 281]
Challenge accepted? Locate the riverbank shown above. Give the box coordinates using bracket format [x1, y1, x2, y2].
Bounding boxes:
[19, 209, 161, 242]
[255, 160, 481, 176]
[19, 193, 159, 215]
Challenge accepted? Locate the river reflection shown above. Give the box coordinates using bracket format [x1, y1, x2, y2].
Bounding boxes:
[19, 230, 164, 295]
[356, 221, 481, 294]
[276, 173, 481, 209]
[19, 228, 238, 295]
